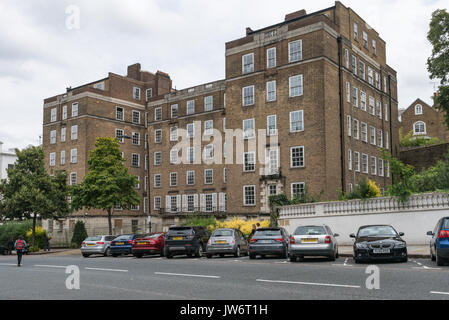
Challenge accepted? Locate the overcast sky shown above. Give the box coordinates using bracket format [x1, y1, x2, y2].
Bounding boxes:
[0, 0, 445, 150]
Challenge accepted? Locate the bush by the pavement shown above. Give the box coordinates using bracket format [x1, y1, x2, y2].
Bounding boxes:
[0, 220, 34, 246]
[71, 221, 88, 247]
[25, 226, 47, 249]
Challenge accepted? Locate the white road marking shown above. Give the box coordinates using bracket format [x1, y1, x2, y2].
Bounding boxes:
[256, 279, 361, 289]
[34, 264, 67, 269]
[431, 291, 449, 296]
[85, 267, 128, 273]
[154, 272, 220, 279]
[275, 261, 288, 264]
[0, 263, 19, 266]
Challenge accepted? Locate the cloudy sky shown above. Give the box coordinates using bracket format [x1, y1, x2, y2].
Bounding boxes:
[0, 0, 445, 150]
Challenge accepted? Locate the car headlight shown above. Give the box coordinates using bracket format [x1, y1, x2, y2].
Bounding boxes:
[394, 242, 406, 248]
[356, 243, 368, 249]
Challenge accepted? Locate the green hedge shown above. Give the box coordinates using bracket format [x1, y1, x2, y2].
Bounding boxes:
[0, 220, 34, 246]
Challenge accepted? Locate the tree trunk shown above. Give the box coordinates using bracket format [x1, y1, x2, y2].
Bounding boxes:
[107, 208, 112, 235]
[32, 214, 37, 247]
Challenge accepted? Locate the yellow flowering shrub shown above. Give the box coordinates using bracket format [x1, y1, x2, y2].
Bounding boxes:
[25, 226, 47, 249]
[367, 179, 381, 198]
[211, 218, 270, 236]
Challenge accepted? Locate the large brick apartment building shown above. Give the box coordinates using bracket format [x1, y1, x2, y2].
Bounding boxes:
[42, 1, 399, 238]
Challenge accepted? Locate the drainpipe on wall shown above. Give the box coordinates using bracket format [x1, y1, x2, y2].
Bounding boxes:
[337, 36, 346, 194]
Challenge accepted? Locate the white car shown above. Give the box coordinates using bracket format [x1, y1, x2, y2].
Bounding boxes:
[81, 235, 115, 257]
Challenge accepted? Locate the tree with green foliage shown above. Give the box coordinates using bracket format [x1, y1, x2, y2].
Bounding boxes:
[382, 150, 416, 203]
[0, 146, 71, 246]
[427, 9, 449, 129]
[70, 137, 140, 235]
[71, 221, 88, 247]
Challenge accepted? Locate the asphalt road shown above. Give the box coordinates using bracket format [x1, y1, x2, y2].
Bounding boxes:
[1, 252, 449, 300]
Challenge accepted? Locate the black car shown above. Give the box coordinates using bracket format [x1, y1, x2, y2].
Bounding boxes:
[350, 225, 407, 263]
[426, 216, 449, 266]
[248, 227, 289, 259]
[0, 245, 7, 255]
[164, 226, 210, 258]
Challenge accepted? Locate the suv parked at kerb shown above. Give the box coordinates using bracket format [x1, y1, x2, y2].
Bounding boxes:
[164, 226, 210, 258]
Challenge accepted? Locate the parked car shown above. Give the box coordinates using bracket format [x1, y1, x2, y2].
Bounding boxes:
[164, 226, 210, 258]
[350, 225, 407, 263]
[132, 232, 166, 258]
[289, 224, 339, 262]
[110, 234, 143, 257]
[427, 216, 449, 266]
[206, 228, 248, 258]
[248, 227, 289, 259]
[81, 235, 115, 258]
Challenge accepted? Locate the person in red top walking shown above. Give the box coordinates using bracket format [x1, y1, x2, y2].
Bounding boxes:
[14, 236, 27, 267]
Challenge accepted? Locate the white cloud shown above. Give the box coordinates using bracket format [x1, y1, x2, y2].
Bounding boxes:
[0, 0, 446, 149]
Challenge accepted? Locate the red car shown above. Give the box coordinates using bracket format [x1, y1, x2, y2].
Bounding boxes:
[131, 232, 166, 258]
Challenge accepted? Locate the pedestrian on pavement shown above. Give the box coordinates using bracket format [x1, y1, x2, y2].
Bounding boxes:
[249, 224, 257, 240]
[43, 233, 50, 251]
[256, 222, 260, 229]
[14, 236, 27, 267]
[7, 237, 14, 255]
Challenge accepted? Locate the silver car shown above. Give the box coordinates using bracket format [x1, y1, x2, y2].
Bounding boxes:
[288, 224, 339, 262]
[206, 228, 248, 258]
[81, 235, 115, 258]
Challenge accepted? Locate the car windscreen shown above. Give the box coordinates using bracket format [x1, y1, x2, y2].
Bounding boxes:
[254, 229, 281, 237]
[212, 230, 234, 237]
[358, 226, 397, 237]
[167, 227, 194, 235]
[113, 235, 133, 241]
[294, 226, 326, 235]
[85, 236, 102, 241]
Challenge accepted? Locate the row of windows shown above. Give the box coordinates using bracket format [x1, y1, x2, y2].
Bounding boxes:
[241, 39, 302, 75]
[49, 149, 78, 166]
[154, 193, 227, 213]
[347, 116, 390, 149]
[346, 82, 388, 121]
[353, 22, 377, 55]
[348, 149, 390, 177]
[153, 168, 224, 188]
[115, 129, 148, 147]
[49, 125, 78, 144]
[133, 87, 153, 102]
[50, 103, 78, 122]
[116, 107, 144, 125]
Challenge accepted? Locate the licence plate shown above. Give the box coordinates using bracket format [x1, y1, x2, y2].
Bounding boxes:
[215, 240, 227, 244]
[373, 248, 390, 254]
[259, 240, 272, 243]
[302, 238, 318, 243]
[138, 242, 147, 245]
[116, 242, 124, 245]
[86, 244, 95, 246]
[173, 237, 183, 241]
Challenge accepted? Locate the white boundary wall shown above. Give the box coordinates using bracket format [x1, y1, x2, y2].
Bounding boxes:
[278, 193, 449, 245]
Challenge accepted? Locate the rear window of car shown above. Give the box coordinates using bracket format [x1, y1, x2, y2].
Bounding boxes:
[144, 233, 162, 238]
[114, 235, 133, 241]
[294, 226, 326, 235]
[85, 236, 101, 241]
[254, 229, 281, 237]
[167, 227, 194, 235]
[442, 219, 449, 230]
[212, 230, 234, 237]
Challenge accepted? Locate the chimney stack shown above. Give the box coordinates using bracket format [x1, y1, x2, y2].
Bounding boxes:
[285, 9, 307, 22]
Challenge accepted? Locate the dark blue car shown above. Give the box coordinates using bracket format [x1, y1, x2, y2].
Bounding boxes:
[110, 234, 141, 257]
[427, 217, 449, 266]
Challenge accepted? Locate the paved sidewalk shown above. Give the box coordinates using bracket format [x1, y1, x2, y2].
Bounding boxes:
[4, 249, 80, 256]
[338, 245, 430, 258]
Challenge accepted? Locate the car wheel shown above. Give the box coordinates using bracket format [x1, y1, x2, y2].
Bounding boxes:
[400, 256, 408, 263]
[206, 253, 212, 259]
[436, 251, 445, 266]
[297, 255, 304, 262]
[290, 255, 297, 262]
[354, 258, 361, 264]
[103, 248, 110, 257]
[219, 253, 225, 258]
[249, 253, 256, 259]
[336, 249, 339, 259]
[195, 245, 203, 258]
[234, 247, 241, 257]
[135, 254, 143, 258]
[112, 253, 118, 257]
[329, 254, 336, 261]
[260, 254, 266, 259]
[166, 253, 173, 259]
[431, 247, 436, 261]
[82, 254, 89, 258]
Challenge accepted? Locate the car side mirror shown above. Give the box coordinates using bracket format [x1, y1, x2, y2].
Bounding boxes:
[427, 231, 434, 236]
[399, 232, 404, 237]
[334, 233, 339, 237]
[349, 233, 356, 238]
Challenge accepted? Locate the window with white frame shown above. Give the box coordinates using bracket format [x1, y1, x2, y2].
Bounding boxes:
[361, 122, 367, 142]
[70, 172, 77, 185]
[352, 55, 357, 75]
[372, 39, 377, 55]
[131, 154, 140, 167]
[243, 152, 255, 172]
[368, 67, 373, 85]
[288, 40, 302, 62]
[352, 87, 358, 107]
[348, 149, 352, 170]
[243, 119, 255, 139]
[360, 91, 367, 111]
[49, 152, 56, 167]
[370, 156, 377, 175]
[375, 72, 381, 89]
[132, 110, 140, 124]
[377, 129, 383, 147]
[204, 120, 213, 136]
[72, 103, 78, 117]
[414, 121, 426, 134]
[345, 49, 349, 68]
[204, 144, 213, 160]
[267, 115, 277, 136]
[267, 47, 276, 68]
[242, 53, 254, 74]
[242, 85, 255, 106]
[385, 103, 389, 121]
[132, 132, 140, 145]
[71, 125, 78, 140]
[347, 115, 352, 136]
[384, 76, 387, 93]
[171, 104, 178, 118]
[60, 151, 66, 165]
[50, 130, 56, 144]
[154, 129, 162, 143]
[223, 167, 227, 184]
[116, 129, 124, 143]
[133, 87, 141, 100]
[363, 31, 368, 49]
[71, 149, 77, 163]
[116, 107, 124, 121]
[154, 174, 161, 188]
[204, 169, 213, 184]
[170, 172, 178, 187]
[359, 61, 366, 80]
[154, 196, 161, 210]
[186, 100, 195, 114]
[204, 96, 213, 111]
[346, 82, 351, 103]
[187, 195, 196, 212]
[362, 154, 368, 173]
[188, 147, 194, 163]
[205, 194, 213, 212]
[187, 170, 195, 185]
[415, 104, 423, 115]
[289, 75, 303, 97]
[378, 158, 384, 176]
[51, 108, 57, 122]
[154, 152, 162, 166]
[354, 23, 358, 39]
[290, 146, 305, 168]
[385, 131, 389, 149]
[354, 151, 360, 172]
[267, 148, 278, 175]
[170, 196, 178, 212]
[170, 126, 178, 141]
[291, 182, 305, 199]
[146, 88, 153, 101]
[386, 160, 390, 177]
[243, 185, 256, 206]
[266, 81, 276, 102]
[353, 119, 359, 139]
[290, 110, 304, 132]
[369, 96, 375, 115]
[135, 175, 140, 189]
[370, 126, 376, 145]
[187, 123, 194, 138]
[170, 148, 178, 164]
[268, 184, 277, 196]
[62, 105, 67, 120]
[154, 107, 162, 121]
